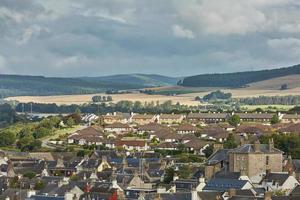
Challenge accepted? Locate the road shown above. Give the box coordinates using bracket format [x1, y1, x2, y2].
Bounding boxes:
[41, 125, 87, 149]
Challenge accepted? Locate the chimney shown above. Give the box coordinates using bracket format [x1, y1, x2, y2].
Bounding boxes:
[264, 191, 272, 200]
[268, 138, 274, 152]
[254, 140, 261, 153]
[154, 194, 162, 200]
[173, 173, 179, 181]
[191, 188, 198, 200]
[65, 192, 74, 200]
[240, 137, 245, 146]
[27, 190, 36, 198]
[228, 188, 236, 198]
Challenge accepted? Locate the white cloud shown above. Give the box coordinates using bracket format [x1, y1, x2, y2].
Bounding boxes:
[174, 0, 300, 36]
[56, 56, 79, 67]
[279, 23, 300, 33]
[268, 37, 300, 48]
[172, 24, 194, 39]
[0, 7, 28, 23]
[268, 37, 300, 58]
[17, 25, 49, 45]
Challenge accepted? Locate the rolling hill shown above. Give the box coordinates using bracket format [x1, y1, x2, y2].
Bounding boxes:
[0, 74, 178, 98]
[81, 74, 180, 86]
[180, 64, 300, 88]
[247, 74, 300, 90]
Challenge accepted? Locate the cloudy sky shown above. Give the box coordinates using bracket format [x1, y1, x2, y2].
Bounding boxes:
[1, 0, 300, 77]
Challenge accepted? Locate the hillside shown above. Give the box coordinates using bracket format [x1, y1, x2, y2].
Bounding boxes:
[247, 75, 300, 90]
[0, 74, 141, 97]
[81, 74, 180, 86]
[0, 74, 178, 98]
[180, 64, 300, 88]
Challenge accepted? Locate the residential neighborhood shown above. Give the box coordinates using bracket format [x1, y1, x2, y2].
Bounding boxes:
[0, 111, 300, 200]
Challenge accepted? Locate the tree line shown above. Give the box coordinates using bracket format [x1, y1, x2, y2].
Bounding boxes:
[16, 101, 196, 114]
[237, 95, 300, 105]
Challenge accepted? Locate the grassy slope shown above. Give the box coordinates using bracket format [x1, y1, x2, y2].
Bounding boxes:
[247, 75, 300, 90]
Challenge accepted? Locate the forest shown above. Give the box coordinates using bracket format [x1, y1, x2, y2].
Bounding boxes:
[237, 95, 300, 105]
[180, 64, 300, 87]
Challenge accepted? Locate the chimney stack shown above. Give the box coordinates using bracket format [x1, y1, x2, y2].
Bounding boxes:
[264, 191, 272, 200]
[254, 140, 261, 153]
[268, 138, 274, 152]
[228, 188, 236, 198]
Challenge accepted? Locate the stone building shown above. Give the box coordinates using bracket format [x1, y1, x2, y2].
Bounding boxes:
[228, 139, 283, 180]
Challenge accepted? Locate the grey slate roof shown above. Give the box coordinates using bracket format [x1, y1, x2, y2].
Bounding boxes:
[261, 173, 290, 186]
[207, 149, 230, 165]
[230, 144, 282, 154]
[204, 178, 250, 191]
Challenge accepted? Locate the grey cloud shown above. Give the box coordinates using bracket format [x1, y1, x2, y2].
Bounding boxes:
[0, 0, 300, 77]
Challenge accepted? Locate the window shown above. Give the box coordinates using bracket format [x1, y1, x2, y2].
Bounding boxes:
[266, 156, 269, 165]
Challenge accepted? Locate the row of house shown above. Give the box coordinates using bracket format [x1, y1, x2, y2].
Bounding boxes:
[67, 126, 215, 154]
[102, 112, 300, 125]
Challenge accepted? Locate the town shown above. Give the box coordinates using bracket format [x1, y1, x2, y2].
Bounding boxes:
[0, 110, 300, 200]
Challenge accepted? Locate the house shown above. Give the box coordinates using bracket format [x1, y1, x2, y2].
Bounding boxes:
[260, 171, 299, 194]
[102, 112, 131, 124]
[184, 139, 211, 155]
[159, 114, 185, 124]
[236, 124, 273, 136]
[156, 142, 178, 151]
[229, 140, 283, 182]
[283, 157, 300, 182]
[150, 130, 181, 143]
[115, 140, 149, 151]
[278, 123, 300, 134]
[104, 122, 131, 134]
[281, 114, 300, 124]
[235, 113, 274, 123]
[187, 113, 229, 124]
[176, 124, 199, 134]
[67, 126, 105, 145]
[131, 114, 157, 125]
[137, 123, 168, 134]
[205, 148, 230, 179]
[200, 125, 229, 142]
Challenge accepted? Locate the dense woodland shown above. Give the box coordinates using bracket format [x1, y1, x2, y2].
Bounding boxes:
[180, 64, 300, 87]
[15, 101, 193, 114]
[0, 74, 179, 97]
[237, 95, 300, 105]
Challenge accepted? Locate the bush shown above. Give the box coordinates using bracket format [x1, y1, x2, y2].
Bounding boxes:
[23, 171, 36, 179]
[0, 130, 16, 146]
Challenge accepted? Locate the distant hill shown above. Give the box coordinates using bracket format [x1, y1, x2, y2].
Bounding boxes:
[180, 64, 300, 88]
[81, 74, 180, 86]
[0, 74, 178, 98]
[247, 75, 300, 90]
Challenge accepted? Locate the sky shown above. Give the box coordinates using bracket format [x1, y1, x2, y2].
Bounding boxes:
[1, 0, 300, 77]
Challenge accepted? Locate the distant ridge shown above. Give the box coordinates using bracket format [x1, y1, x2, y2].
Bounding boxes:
[180, 64, 300, 88]
[0, 73, 178, 97]
[80, 74, 180, 86]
